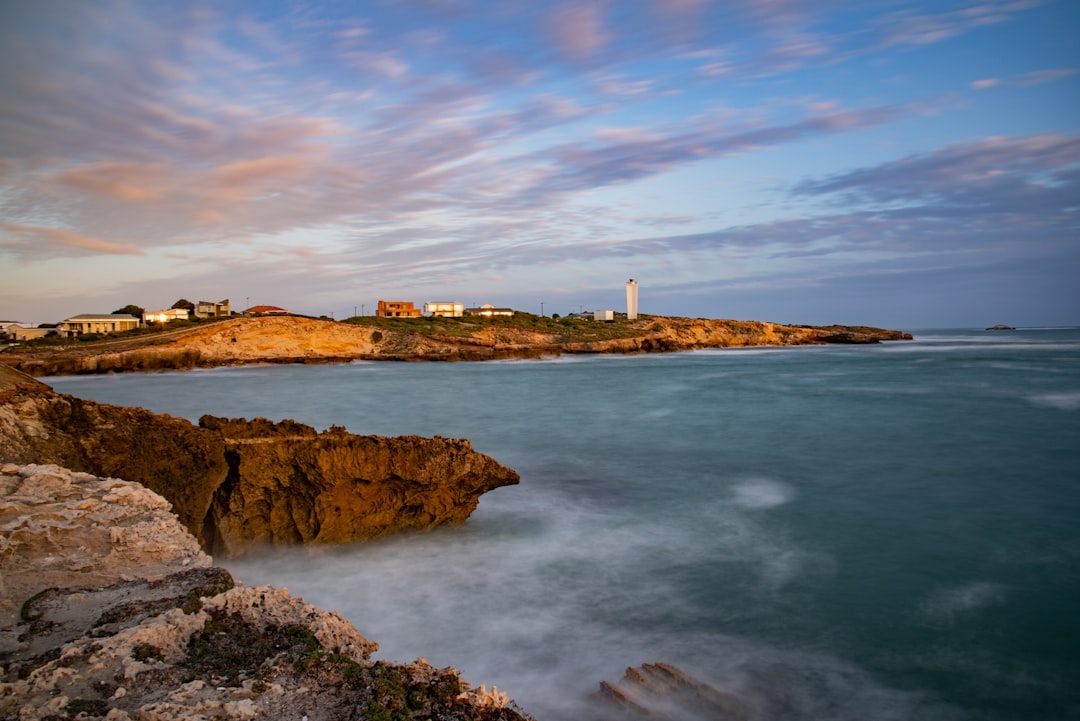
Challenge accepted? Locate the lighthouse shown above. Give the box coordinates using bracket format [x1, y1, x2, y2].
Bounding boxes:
[625, 278, 638, 320]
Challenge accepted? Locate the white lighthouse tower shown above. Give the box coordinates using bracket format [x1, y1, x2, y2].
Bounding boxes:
[625, 278, 639, 320]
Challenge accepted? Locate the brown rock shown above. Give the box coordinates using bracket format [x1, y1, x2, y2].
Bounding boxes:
[1, 364, 520, 556]
[198, 416, 521, 556]
[2, 315, 912, 377]
[597, 662, 750, 721]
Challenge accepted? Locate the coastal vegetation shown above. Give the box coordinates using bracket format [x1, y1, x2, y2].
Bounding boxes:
[0, 313, 911, 377]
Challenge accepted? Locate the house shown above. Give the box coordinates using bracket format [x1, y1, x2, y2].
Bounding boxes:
[593, 310, 615, 321]
[11, 326, 55, 341]
[464, 304, 515, 317]
[143, 308, 190, 324]
[58, 314, 140, 337]
[424, 302, 464, 318]
[194, 299, 231, 319]
[244, 305, 290, 316]
[2, 322, 54, 341]
[376, 300, 422, 318]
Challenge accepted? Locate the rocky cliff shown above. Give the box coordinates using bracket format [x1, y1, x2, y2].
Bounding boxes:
[199, 416, 521, 556]
[2, 315, 912, 376]
[0, 463, 532, 721]
[0, 364, 520, 556]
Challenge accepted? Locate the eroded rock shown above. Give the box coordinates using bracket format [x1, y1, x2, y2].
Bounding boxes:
[1, 364, 520, 556]
[0, 463, 533, 721]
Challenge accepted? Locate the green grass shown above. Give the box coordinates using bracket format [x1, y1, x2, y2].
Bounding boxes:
[342, 312, 653, 343]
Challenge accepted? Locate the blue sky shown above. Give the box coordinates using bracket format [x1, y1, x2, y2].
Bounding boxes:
[1, 0, 1077, 329]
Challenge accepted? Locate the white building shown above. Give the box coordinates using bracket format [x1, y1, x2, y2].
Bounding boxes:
[194, 299, 230, 319]
[58, 314, 140, 337]
[424, 302, 465, 318]
[143, 308, 190, 324]
[626, 278, 639, 320]
[593, 310, 614, 321]
[465, 304, 515, 317]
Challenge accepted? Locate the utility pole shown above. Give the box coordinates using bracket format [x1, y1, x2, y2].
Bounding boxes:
[354, 306, 357, 318]
[540, 301, 544, 317]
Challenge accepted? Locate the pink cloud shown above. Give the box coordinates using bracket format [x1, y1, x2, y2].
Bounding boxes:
[54, 162, 170, 202]
[0, 222, 145, 257]
[549, 2, 611, 59]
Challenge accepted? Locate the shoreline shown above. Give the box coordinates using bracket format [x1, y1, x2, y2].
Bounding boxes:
[1, 314, 913, 377]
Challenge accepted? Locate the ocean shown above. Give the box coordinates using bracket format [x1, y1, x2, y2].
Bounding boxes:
[48, 327, 1080, 720]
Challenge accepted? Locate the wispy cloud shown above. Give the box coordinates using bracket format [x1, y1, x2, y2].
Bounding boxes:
[0, 222, 145, 258]
[548, 2, 612, 60]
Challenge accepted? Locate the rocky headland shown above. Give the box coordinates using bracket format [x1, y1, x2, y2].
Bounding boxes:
[2, 315, 913, 377]
[0, 363, 519, 556]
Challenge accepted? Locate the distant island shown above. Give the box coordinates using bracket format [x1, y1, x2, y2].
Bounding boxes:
[1, 314, 913, 377]
[986, 324, 1016, 330]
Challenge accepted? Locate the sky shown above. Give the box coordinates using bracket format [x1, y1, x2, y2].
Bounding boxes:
[1, 0, 1078, 329]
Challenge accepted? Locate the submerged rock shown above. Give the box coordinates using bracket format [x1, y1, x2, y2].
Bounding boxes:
[597, 662, 751, 721]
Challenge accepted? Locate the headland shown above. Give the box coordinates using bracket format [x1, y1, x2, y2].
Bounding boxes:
[2, 314, 912, 377]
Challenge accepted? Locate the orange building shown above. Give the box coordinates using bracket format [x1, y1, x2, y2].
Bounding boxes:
[376, 300, 422, 318]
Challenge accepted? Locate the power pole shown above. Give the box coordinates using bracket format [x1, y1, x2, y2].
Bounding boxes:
[540, 302, 544, 317]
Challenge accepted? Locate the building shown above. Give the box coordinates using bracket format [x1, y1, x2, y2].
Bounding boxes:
[194, 299, 231, 319]
[464, 304, 515, 317]
[7, 326, 55, 341]
[243, 305, 290, 316]
[143, 308, 190, 324]
[626, 278, 639, 320]
[2, 322, 55, 341]
[376, 300, 422, 318]
[424, 302, 464, 318]
[58, 314, 140, 337]
[593, 310, 615, 321]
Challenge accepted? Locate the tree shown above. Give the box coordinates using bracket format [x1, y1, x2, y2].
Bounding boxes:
[171, 299, 195, 312]
[113, 304, 144, 317]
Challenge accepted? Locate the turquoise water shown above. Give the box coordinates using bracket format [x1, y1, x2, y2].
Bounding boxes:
[49, 328, 1080, 720]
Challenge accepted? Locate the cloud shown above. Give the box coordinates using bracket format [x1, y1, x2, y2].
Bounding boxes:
[548, 2, 611, 60]
[522, 103, 911, 196]
[54, 163, 170, 202]
[1015, 67, 1080, 85]
[0, 222, 145, 258]
[873, 1, 1041, 49]
[793, 134, 1080, 211]
[973, 67, 1079, 90]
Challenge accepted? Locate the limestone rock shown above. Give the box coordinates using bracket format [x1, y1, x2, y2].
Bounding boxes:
[0, 464, 210, 639]
[0, 463, 533, 721]
[1, 365, 520, 556]
[2, 316, 912, 376]
[200, 416, 521, 556]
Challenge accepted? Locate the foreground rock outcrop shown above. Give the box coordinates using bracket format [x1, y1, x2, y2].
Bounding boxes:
[2, 315, 913, 376]
[0, 464, 532, 720]
[597, 662, 750, 721]
[0, 364, 520, 556]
